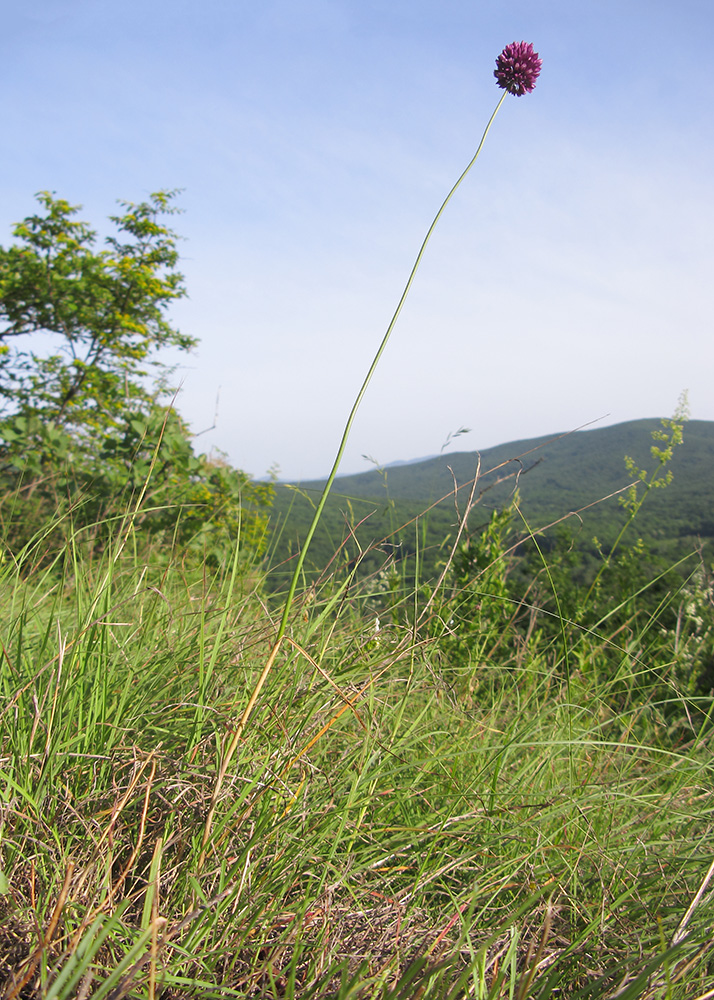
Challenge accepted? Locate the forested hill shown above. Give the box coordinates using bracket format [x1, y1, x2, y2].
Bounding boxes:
[268, 418, 714, 584]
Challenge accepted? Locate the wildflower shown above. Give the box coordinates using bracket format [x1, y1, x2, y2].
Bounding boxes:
[494, 41, 542, 96]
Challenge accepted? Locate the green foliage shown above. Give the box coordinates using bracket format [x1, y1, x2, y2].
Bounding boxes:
[665, 561, 714, 696]
[587, 392, 691, 606]
[435, 408, 712, 716]
[441, 501, 520, 671]
[621, 394, 688, 513]
[2, 492, 714, 995]
[0, 191, 272, 565]
[0, 190, 192, 432]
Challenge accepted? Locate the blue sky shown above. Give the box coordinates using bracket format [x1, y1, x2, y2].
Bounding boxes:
[3, 0, 713, 480]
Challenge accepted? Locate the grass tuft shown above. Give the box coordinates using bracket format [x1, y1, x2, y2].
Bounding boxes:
[1, 486, 713, 998]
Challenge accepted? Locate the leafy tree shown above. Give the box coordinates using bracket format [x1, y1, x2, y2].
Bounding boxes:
[0, 191, 272, 563]
[0, 189, 192, 433]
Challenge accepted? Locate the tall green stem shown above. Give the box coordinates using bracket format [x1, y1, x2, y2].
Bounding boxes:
[199, 92, 509, 861]
[277, 89, 508, 644]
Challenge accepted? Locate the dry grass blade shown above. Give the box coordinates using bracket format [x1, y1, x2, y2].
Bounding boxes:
[4, 863, 75, 1000]
[283, 635, 369, 733]
[515, 900, 553, 1000]
[197, 634, 283, 870]
[670, 854, 714, 947]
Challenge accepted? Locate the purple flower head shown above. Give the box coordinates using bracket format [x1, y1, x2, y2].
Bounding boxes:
[494, 41, 542, 96]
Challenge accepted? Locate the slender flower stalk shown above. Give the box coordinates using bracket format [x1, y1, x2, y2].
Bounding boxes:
[274, 89, 507, 640]
[200, 43, 542, 862]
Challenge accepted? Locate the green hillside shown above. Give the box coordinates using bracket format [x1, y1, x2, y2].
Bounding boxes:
[267, 418, 714, 587]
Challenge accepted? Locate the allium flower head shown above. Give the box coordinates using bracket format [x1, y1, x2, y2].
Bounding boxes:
[494, 41, 542, 96]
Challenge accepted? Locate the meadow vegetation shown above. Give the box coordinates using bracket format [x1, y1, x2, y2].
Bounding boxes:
[2, 187, 714, 997]
[1, 388, 714, 997]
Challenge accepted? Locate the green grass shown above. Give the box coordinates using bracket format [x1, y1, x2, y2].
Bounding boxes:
[1, 495, 714, 998]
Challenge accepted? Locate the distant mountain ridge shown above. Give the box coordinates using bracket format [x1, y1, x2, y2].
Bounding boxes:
[294, 419, 712, 502]
[270, 419, 714, 581]
[381, 454, 439, 469]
